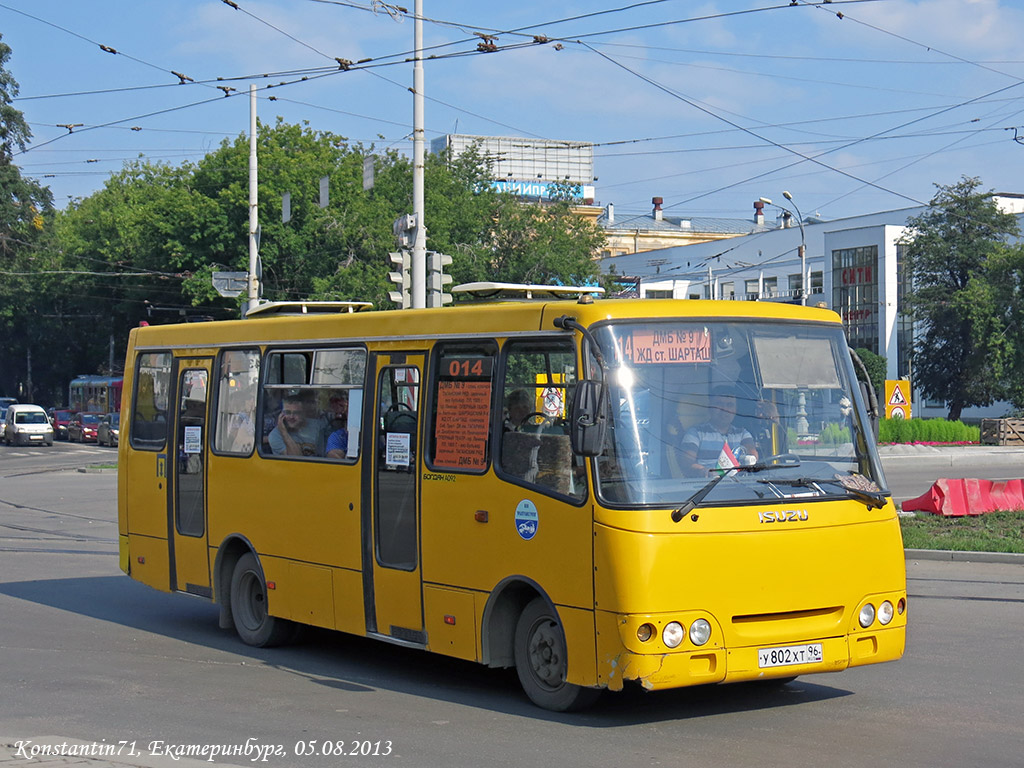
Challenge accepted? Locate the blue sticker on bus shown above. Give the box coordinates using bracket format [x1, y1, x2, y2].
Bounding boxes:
[515, 499, 539, 540]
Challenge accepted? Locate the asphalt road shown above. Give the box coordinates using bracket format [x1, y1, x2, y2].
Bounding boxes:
[1, 445, 1022, 768]
[878, 444, 1024, 507]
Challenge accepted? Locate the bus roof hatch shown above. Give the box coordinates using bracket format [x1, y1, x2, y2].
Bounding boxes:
[452, 282, 605, 302]
[244, 300, 373, 317]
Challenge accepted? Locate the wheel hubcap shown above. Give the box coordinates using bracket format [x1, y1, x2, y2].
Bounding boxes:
[527, 618, 565, 689]
[238, 571, 266, 629]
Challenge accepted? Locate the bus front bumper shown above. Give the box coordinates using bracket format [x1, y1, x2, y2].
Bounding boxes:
[597, 627, 905, 692]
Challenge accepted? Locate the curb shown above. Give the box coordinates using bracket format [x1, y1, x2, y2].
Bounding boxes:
[905, 548, 1024, 565]
[76, 466, 117, 473]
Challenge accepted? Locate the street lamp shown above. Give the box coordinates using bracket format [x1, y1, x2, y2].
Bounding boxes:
[782, 190, 807, 306]
[759, 193, 807, 305]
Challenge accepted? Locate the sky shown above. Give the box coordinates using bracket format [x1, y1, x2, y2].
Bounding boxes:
[3, 0, 1024, 224]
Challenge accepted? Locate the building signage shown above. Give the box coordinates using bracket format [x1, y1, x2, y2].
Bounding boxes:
[488, 180, 594, 201]
[840, 265, 874, 286]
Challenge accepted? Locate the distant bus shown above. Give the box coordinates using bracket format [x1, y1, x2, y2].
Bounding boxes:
[117, 286, 906, 711]
[69, 375, 123, 414]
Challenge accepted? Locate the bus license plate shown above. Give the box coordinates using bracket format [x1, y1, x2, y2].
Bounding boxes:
[758, 643, 823, 668]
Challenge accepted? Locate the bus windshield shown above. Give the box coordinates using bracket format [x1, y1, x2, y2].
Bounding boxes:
[592, 319, 883, 507]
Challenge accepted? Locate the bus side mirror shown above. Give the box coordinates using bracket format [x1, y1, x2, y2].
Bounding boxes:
[860, 380, 879, 441]
[570, 380, 607, 457]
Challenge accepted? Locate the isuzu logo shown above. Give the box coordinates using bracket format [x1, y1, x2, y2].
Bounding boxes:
[758, 509, 809, 523]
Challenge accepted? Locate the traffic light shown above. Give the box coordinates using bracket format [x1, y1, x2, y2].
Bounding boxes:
[387, 250, 411, 309]
[427, 251, 453, 308]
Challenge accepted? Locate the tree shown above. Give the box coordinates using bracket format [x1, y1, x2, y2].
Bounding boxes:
[853, 347, 886, 400]
[0, 34, 56, 400]
[899, 176, 1023, 421]
[38, 120, 608, 403]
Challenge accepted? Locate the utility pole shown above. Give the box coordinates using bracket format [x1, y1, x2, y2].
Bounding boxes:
[411, 0, 426, 309]
[246, 84, 260, 316]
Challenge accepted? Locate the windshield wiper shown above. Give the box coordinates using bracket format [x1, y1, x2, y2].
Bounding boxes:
[671, 454, 801, 523]
[758, 476, 888, 509]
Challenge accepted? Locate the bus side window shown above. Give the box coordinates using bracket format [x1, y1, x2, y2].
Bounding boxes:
[130, 352, 172, 450]
[213, 349, 260, 456]
[498, 339, 585, 501]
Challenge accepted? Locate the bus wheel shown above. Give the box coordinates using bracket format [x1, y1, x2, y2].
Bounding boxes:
[513, 598, 600, 712]
[229, 552, 294, 647]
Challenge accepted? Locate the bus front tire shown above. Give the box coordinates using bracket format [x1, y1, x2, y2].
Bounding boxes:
[229, 552, 295, 647]
[513, 597, 600, 712]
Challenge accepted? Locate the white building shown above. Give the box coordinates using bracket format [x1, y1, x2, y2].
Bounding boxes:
[600, 198, 1024, 421]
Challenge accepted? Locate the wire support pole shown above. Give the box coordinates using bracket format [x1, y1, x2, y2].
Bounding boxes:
[411, 0, 427, 309]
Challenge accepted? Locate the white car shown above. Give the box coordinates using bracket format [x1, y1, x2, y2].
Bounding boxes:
[4, 404, 54, 446]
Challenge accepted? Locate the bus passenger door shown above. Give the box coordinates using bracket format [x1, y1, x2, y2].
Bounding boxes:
[169, 359, 213, 597]
[365, 353, 425, 644]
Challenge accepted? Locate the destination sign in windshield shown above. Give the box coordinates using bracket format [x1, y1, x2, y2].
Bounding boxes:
[617, 328, 711, 365]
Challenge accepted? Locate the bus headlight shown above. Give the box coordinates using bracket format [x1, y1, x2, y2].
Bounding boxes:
[662, 622, 685, 648]
[689, 619, 712, 646]
[877, 600, 894, 625]
[858, 603, 876, 628]
[636, 623, 655, 643]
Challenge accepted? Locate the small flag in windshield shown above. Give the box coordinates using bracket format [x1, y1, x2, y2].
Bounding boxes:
[716, 441, 739, 475]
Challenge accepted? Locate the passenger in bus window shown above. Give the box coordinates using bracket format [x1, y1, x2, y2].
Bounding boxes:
[268, 392, 323, 457]
[503, 389, 534, 432]
[676, 386, 757, 477]
[325, 391, 349, 459]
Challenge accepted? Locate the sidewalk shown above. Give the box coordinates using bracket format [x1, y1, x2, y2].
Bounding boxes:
[878, 442, 1024, 461]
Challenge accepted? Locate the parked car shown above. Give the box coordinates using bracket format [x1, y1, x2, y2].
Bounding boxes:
[97, 412, 120, 447]
[48, 408, 74, 441]
[4, 404, 54, 446]
[67, 412, 100, 443]
[0, 406, 7, 441]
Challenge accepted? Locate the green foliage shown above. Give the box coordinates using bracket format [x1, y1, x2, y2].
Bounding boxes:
[877, 417, 979, 444]
[0, 35, 58, 401]
[899, 176, 1024, 421]
[853, 347, 886, 399]
[2, 115, 608, 405]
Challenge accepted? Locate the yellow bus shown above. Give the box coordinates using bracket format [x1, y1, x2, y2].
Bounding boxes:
[117, 284, 906, 711]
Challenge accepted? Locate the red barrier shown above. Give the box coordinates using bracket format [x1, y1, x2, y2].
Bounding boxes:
[901, 478, 1024, 516]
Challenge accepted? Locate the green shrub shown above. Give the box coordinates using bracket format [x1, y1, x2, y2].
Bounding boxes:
[878, 417, 979, 444]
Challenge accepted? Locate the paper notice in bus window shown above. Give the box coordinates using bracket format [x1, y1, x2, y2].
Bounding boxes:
[618, 328, 711, 364]
[434, 380, 491, 470]
[386, 432, 410, 466]
[183, 426, 202, 454]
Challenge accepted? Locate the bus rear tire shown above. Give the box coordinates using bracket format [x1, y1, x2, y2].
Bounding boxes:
[513, 597, 600, 712]
[229, 552, 295, 647]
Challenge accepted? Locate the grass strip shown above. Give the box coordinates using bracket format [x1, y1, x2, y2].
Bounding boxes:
[899, 510, 1024, 554]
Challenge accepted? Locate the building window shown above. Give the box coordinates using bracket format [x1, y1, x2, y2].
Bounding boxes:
[645, 289, 672, 299]
[763, 276, 778, 297]
[810, 270, 823, 295]
[896, 243, 913, 378]
[744, 278, 759, 299]
[720, 281, 734, 300]
[831, 246, 879, 354]
[789, 273, 803, 299]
